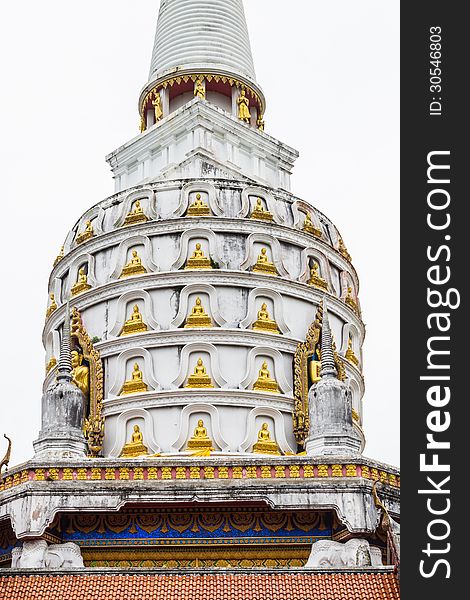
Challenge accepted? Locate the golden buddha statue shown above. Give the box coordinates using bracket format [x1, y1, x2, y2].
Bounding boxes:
[153, 92, 163, 122]
[250, 197, 273, 222]
[307, 262, 328, 291]
[237, 89, 251, 123]
[253, 361, 280, 393]
[120, 304, 148, 336]
[46, 293, 58, 319]
[345, 287, 359, 314]
[120, 249, 147, 278]
[308, 347, 322, 385]
[194, 78, 205, 100]
[120, 425, 148, 458]
[345, 336, 359, 366]
[338, 237, 352, 262]
[253, 423, 281, 456]
[186, 419, 214, 451]
[252, 302, 279, 334]
[123, 200, 149, 227]
[185, 358, 214, 388]
[257, 114, 265, 131]
[120, 363, 148, 395]
[53, 246, 64, 267]
[252, 248, 277, 276]
[184, 297, 213, 328]
[76, 220, 94, 245]
[71, 267, 92, 296]
[184, 243, 212, 270]
[46, 357, 57, 374]
[303, 213, 322, 237]
[71, 350, 90, 399]
[187, 193, 211, 217]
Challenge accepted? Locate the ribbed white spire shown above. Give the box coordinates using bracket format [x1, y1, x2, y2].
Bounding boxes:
[149, 0, 257, 83]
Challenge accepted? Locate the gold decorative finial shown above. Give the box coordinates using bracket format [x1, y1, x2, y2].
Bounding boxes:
[303, 213, 322, 238]
[338, 237, 352, 262]
[184, 243, 213, 270]
[185, 358, 214, 389]
[186, 419, 214, 452]
[54, 246, 64, 267]
[153, 91, 163, 122]
[76, 220, 94, 245]
[253, 361, 280, 394]
[71, 268, 91, 297]
[187, 193, 211, 217]
[46, 293, 58, 319]
[0, 435, 12, 474]
[120, 250, 148, 278]
[120, 305, 148, 336]
[250, 197, 273, 222]
[253, 248, 278, 276]
[120, 363, 148, 396]
[253, 423, 280, 456]
[122, 200, 149, 227]
[345, 335, 359, 366]
[307, 262, 328, 290]
[194, 78, 205, 100]
[252, 303, 280, 334]
[120, 425, 148, 458]
[185, 297, 213, 328]
[237, 88, 251, 123]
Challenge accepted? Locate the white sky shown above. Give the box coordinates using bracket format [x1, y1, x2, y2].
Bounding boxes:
[0, 1, 399, 467]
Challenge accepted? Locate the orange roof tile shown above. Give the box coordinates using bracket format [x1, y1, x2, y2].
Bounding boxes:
[0, 572, 399, 600]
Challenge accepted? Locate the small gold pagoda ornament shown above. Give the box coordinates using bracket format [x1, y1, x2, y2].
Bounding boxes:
[122, 200, 149, 227]
[253, 361, 280, 393]
[187, 193, 211, 217]
[119, 363, 148, 396]
[120, 250, 147, 278]
[184, 243, 213, 270]
[237, 89, 251, 123]
[53, 246, 64, 267]
[345, 336, 359, 366]
[194, 78, 205, 100]
[253, 423, 281, 455]
[303, 213, 322, 238]
[76, 220, 94, 245]
[186, 419, 214, 451]
[153, 91, 163, 122]
[185, 358, 214, 388]
[120, 305, 148, 336]
[184, 297, 213, 328]
[345, 287, 360, 315]
[120, 425, 148, 458]
[46, 357, 57, 374]
[338, 237, 352, 262]
[307, 262, 328, 291]
[71, 268, 91, 297]
[252, 303, 280, 334]
[250, 198, 273, 222]
[46, 293, 58, 319]
[252, 248, 277, 276]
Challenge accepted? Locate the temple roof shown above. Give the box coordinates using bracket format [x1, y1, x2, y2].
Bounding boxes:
[0, 571, 400, 600]
[148, 0, 257, 83]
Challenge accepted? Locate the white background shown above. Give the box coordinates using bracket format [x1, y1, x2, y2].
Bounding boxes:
[0, 1, 399, 467]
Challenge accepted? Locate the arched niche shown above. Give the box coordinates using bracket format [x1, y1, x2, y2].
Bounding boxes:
[341, 322, 362, 358]
[171, 228, 227, 270]
[171, 284, 226, 329]
[239, 407, 295, 455]
[299, 248, 332, 285]
[173, 182, 223, 217]
[108, 348, 160, 397]
[239, 288, 290, 335]
[340, 272, 360, 311]
[240, 347, 292, 395]
[109, 290, 160, 338]
[239, 233, 290, 278]
[171, 342, 228, 390]
[45, 329, 60, 364]
[74, 207, 106, 245]
[238, 186, 285, 224]
[292, 200, 323, 235]
[109, 235, 158, 280]
[66, 253, 97, 296]
[108, 408, 161, 457]
[170, 403, 230, 452]
[113, 188, 158, 227]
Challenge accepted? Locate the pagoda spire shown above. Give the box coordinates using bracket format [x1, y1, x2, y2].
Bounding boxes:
[56, 302, 72, 383]
[319, 301, 338, 379]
